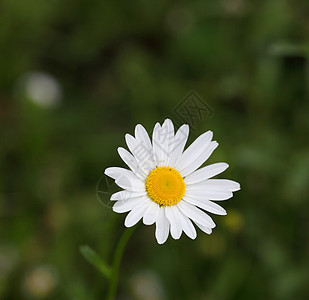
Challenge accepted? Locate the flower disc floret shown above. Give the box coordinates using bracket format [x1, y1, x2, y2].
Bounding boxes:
[145, 166, 185, 206]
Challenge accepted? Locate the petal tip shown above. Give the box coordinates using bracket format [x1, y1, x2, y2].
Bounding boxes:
[190, 234, 197, 240]
[112, 205, 120, 213]
[104, 167, 114, 177]
[117, 147, 123, 154]
[124, 220, 131, 228]
[157, 239, 165, 245]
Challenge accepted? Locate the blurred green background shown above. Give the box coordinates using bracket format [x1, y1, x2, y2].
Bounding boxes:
[1, 0, 309, 299]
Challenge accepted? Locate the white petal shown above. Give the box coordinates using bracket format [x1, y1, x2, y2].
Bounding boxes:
[204, 179, 241, 192]
[161, 119, 174, 166]
[125, 134, 154, 173]
[165, 206, 182, 239]
[135, 124, 153, 151]
[113, 196, 148, 213]
[155, 207, 170, 244]
[184, 189, 233, 201]
[125, 134, 143, 162]
[177, 201, 216, 228]
[151, 120, 175, 167]
[134, 124, 156, 171]
[105, 166, 145, 191]
[115, 172, 145, 192]
[169, 124, 189, 168]
[143, 201, 160, 225]
[184, 163, 229, 185]
[174, 205, 197, 239]
[183, 196, 227, 215]
[110, 190, 146, 201]
[177, 130, 213, 171]
[124, 201, 149, 227]
[186, 179, 240, 193]
[195, 222, 212, 234]
[180, 141, 218, 177]
[117, 147, 147, 179]
[104, 167, 131, 180]
[152, 123, 164, 166]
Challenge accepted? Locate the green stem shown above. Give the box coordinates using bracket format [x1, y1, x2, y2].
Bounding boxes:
[107, 226, 136, 300]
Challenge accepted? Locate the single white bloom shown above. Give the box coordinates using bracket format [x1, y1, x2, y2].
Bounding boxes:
[105, 119, 240, 244]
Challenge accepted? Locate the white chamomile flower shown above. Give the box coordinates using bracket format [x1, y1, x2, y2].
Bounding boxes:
[105, 119, 240, 244]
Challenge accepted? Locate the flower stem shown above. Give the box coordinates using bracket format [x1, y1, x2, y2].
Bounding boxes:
[107, 226, 136, 300]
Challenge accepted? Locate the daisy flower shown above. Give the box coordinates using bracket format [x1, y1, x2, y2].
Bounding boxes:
[105, 119, 240, 244]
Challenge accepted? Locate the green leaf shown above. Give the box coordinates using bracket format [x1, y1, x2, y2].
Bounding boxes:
[79, 245, 111, 279]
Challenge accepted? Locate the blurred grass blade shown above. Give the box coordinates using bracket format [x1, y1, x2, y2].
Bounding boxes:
[269, 42, 309, 57]
[80, 245, 111, 279]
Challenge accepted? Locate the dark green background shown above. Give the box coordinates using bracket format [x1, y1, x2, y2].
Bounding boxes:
[1, 0, 309, 299]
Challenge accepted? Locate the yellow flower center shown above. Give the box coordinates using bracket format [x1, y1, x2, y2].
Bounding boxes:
[145, 166, 185, 206]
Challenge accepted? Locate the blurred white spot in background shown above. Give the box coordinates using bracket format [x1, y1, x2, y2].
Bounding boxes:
[129, 270, 166, 300]
[23, 265, 58, 298]
[17, 71, 62, 108]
